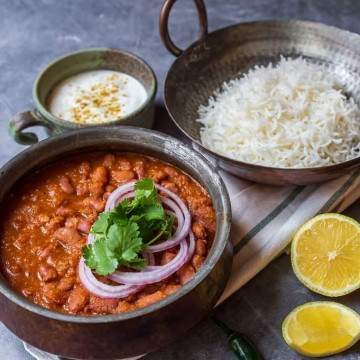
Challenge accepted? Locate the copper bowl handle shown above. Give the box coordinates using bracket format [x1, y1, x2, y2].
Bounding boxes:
[159, 0, 208, 57]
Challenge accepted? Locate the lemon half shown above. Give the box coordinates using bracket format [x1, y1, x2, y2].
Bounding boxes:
[291, 213, 360, 297]
[282, 301, 360, 357]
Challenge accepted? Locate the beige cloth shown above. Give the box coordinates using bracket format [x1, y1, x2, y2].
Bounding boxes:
[217, 168, 360, 304]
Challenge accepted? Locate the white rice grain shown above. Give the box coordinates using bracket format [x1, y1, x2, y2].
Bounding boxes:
[197, 57, 360, 168]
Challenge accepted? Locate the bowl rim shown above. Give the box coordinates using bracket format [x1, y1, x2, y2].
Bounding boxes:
[33, 47, 157, 128]
[0, 126, 231, 324]
[164, 19, 360, 173]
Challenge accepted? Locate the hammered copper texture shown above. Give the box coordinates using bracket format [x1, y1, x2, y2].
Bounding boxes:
[0, 127, 232, 359]
[165, 20, 360, 185]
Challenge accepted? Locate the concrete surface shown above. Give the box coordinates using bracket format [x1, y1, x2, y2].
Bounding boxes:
[0, 1, 360, 359]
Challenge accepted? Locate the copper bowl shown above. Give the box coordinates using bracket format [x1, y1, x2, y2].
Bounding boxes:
[0, 127, 232, 359]
[160, 0, 360, 185]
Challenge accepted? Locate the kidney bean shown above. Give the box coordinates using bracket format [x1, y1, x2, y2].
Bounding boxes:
[195, 239, 207, 256]
[56, 207, 75, 217]
[65, 265, 76, 277]
[191, 196, 212, 209]
[68, 287, 90, 313]
[79, 161, 91, 179]
[119, 159, 132, 171]
[86, 209, 99, 223]
[54, 227, 83, 249]
[88, 296, 119, 313]
[163, 284, 180, 295]
[48, 184, 65, 206]
[177, 264, 195, 285]
[38, 264, 58, 282]
[112, 170, 135, 183]
[54, 259, 70, 277]
[42, 283, 66, 305]
[105, 184, 116, 192]
[59, 176, 74, 194]
[149, 169, 167, 183]
[76, 181, 89, 196]
[135, 290, 166, 308]
[192, 222, 207, 239]
[90, 166, 108, 197]
[44, 216, 63, 233]
[58, 276, 75, 292]
[160, 180, 178, 194]
[89, 198, 105, 212]
[194, 206, 216, 234]
[163, 166, 178, 177]
[77, 219, 92, 233]
[161, 251, 177, 265]
[192, 255, 204, 271]
[134, 161, 145, 179]
[38, 244, 55, 260]
[65, 217, 78, 228]
[116, 301, 136, 313]
[92, 166, 108, 184]
[103, 154, 115, 167]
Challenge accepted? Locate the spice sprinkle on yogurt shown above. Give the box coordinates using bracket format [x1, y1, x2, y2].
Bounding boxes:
[47, 70, 147, 124]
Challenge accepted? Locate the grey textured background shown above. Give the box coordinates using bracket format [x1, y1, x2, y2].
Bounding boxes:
[0, 0, 360, 359]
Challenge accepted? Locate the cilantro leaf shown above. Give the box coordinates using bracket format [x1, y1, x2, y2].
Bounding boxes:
[146, 213, 175, 245]
[162, 213, 175, 238]
[83, 237, 118, 276]
[134, 178, 158, 206]
[91, 212, 113, 234]
[83, 244, 97, 269]
[144, 204, 165, 221]
[115, 198, 134, 215]
[83, 178, 174, 276]
[107, 220, 143, 264]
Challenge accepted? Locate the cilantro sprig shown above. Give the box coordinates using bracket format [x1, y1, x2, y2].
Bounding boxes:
[83, 179, 174, 275]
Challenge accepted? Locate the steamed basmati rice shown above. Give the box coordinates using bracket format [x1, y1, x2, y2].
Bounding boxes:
[197, 57, 360, 168]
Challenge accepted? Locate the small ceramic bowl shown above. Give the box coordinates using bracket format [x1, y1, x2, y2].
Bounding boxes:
[9, 48, 157, 144]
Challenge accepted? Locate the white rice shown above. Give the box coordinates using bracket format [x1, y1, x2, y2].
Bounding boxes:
[197, 57, 360, 168]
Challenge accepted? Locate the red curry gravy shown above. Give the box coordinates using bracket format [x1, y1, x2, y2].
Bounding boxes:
[0, 153, 215, 315]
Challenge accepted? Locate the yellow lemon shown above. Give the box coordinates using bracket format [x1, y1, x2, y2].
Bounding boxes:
[291, 213, 360, 296]
[282, 302, 360, 357]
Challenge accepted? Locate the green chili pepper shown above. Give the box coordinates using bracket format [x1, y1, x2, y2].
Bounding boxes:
[211, 316, 263, 360]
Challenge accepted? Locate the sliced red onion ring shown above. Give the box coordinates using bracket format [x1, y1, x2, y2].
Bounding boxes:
[108, 237, 189, 285]
[87, 233, 95, 245]
[81, 180, 195, 296]
[79, 249, 156, 298]
[143, 251, 155, 265]
[78, 258, 142, 298]
[185, 231, 195, 263]
[146, 196, 186, 252]
[105, 180, 136, 211]
[144, 233, 194, 271]
[147, 185, 191, 252]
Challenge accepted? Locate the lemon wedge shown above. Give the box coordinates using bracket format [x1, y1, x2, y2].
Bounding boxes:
[282, 301, 360, 357]
[291, 213, 360, 297]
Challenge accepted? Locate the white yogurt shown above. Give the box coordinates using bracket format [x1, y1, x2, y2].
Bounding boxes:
[47, 70, 147, 124]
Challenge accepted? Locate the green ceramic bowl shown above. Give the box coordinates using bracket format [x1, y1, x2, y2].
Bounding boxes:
[9, 48, 157, 144]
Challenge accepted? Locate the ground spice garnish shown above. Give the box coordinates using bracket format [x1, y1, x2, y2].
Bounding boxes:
[70, 75, 124, 124]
